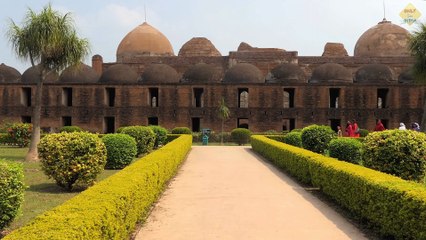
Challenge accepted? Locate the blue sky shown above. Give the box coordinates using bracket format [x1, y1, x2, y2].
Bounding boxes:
[1, 0, 426, 72]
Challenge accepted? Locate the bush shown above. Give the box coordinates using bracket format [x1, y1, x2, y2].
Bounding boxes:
[283, 131, 302, 147]
[148, 126, 168, 148]
[102, 134, 137, 169]
[231, 128, 252, 145]
[59, 126, 83, 133]
[359, 128, 369, 137]
[117, 126, 155, 155]
[171, 127, 192, 134]
[301, 125, 336, 154]
[38, 132, 107, 191]
[251, 135, 426, 239]
[7, 123, 32, 147]
[329, 138, 362, 164]
[362, 130, 426, 181]
[0, 160, 25, 231]
[3, 135, 192, 240]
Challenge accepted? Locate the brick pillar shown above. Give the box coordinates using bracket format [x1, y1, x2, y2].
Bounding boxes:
[92, 54, 103, 75]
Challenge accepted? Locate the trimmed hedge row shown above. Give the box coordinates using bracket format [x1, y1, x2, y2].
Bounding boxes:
[4, 135, 192, 240]
[252, 135, 426, 240]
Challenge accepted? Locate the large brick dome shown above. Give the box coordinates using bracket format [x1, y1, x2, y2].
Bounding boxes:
[310, 63, 352, 83]
[22, 65, 58, 83]
[223, 63, 264, 83]
[59, 63, 99, 83]
[116, 22, 174, 62]
[0, 63, 21, 83]
[354, 20, 410, 57]
[178, 37, 221, 57]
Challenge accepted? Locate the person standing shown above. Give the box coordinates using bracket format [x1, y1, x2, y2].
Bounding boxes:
[337, 125, 343, 137]
[352, 119, 360, 138]
[374, 119, 386, 131]
[412, 122, 421, 132]
[345, 121, 354, 137]
[399, 122, 407, 130]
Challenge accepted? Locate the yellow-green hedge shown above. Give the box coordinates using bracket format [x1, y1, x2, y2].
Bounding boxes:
[251, 135, 426, 240]
[4, 135, 192, 240]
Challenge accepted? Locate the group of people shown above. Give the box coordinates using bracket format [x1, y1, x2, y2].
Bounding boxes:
[337, 119, 360, 137]
[337, 119, 421, 137]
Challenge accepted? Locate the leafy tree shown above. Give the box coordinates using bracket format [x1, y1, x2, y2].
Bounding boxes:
[7, 4, 89, 161]
[409, 22, 426, 131]
[217, 97, 230, 145]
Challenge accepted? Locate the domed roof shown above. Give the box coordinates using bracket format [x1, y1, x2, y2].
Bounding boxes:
[59, 63, 99, 83]
[178, 37, 221, 57]
[116, 22, 174, 61]
[354, 64, 395, 83]
[21, 65, 58, 83]
[223, 63, 264, 83]
[266, 63, 306, 83]
[354, 20, 410, 57]
[398, 68, 415, 84]
[99, 64, 139, 83]
[140, 64, 179, 83]
[0, 63, 21, 83]
[310, 63, 352, 83]
[182, 63, 223, 83]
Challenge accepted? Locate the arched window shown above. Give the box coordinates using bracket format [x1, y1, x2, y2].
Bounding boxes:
[283, 91, 290, 108]
[239, 91, 248, 108]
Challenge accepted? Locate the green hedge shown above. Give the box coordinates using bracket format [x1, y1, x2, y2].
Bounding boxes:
[4, 135, 192, 239]
[251, 135, 426, 239]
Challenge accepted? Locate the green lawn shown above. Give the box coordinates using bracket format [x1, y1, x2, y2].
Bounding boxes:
[1, 146, 120, 232]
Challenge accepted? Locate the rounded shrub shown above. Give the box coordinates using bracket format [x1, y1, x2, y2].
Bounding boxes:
[283, 131, 303, 147]
[362, 130, 426, 181]
[0, 160, 25, 231]
[7, 123, 32, 147]
[117, 126, 155, 155]
[171, 127, 192, 134]
[148, 125, 168, 148]
[38, 132, 107, 191]
[59, 126, 83, 133]
[359, 129, 369, 137]
[329, 138, 363, 164]
[301, 125, 336, 154]
[231, 128, 252, 145]
[102, 134, 137, 169]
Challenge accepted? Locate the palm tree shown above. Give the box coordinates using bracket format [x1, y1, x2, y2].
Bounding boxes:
[409, 22, 426, 131]
[7, 4, 89, 161]
[217, 97, 230, 145]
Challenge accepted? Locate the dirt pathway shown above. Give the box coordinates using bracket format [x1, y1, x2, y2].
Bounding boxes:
[135, 146, 367, 240]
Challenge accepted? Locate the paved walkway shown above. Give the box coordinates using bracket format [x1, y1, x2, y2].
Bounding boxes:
[135, 146, 367, 240]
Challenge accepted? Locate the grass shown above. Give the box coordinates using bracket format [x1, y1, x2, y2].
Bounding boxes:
[0, 146, 120, 233]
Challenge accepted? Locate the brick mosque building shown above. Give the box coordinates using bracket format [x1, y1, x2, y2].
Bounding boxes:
[0, 19, 424, 133]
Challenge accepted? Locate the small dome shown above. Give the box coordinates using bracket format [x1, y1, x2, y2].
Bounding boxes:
[116, 22, 174, 61]
[354, 64, 395, 83]
[266, 63, 306, 83]
[354, 20, 410, 57]
[223, 63, 264, 83]
[182, 63, 223, 83]
[21, 65, 58, 83]
[59, 63, 99, 83]
[310, 63, 352, 83]
[398, 69, 415, 84]
[99, 64, 139, 83]
[0, 63, 21, 83]
[178, 37, 221, 57]
[322, 42, 348, 57]
[140, 64, 179, 83]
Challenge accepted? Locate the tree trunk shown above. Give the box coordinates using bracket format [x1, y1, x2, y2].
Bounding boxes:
[221, 119, 224, 145]
[25, 71, 44, 162]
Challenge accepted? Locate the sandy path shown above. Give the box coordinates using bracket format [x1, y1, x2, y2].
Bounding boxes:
[135, 146, 367, 240]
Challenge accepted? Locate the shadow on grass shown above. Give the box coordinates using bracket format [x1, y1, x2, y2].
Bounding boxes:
[28, 183, 74, 194]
